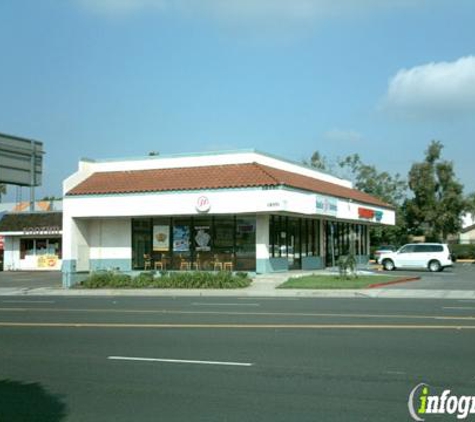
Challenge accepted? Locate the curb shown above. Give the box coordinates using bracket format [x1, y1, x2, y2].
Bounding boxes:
[368, 277, 421, 289]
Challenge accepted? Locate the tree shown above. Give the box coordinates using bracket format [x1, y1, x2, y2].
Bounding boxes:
[337, 153, 408, 246]
[405, 141, 465, 242]
[0, 184, 6, 202]
[308, 150, 408, 246]
[306, 151, 328, 171]
[465, 192, 475, 218]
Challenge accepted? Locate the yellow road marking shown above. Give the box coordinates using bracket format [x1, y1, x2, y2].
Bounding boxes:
[0, 307, 473, 321]
[0, 322, 474, 329]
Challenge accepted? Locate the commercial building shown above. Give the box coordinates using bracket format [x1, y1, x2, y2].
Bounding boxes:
[0, 201, 62, 271]
[62, 150, 395, 287]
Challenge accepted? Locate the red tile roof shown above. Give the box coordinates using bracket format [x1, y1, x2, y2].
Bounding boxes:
[66, 163, 392, 208]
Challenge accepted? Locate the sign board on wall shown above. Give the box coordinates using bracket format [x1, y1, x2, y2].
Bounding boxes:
[0, 133, 43, 186]
[358, 207, 384, 222]
[315, 195, 338, 216]
[153, 225, 170, 251]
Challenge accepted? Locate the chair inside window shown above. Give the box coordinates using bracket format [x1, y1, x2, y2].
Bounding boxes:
[179, 254, 191, 271]
[223, 253, 234, 272]
[144, 254, 152, 271]
[154, 254, 167, 271]
[213, 254, 223, 271]
[192, 253, 201, 271]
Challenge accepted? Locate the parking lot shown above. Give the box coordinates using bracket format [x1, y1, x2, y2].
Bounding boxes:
[0, 271, 62, 289]
[376, 262, 475, 290]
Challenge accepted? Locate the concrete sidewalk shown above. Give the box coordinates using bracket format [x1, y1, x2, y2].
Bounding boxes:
[0, 269, 474, 299]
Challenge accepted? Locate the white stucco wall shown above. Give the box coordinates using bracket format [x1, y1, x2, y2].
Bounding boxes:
[89, 219, 132, 261]
[63, 188, 394, 224]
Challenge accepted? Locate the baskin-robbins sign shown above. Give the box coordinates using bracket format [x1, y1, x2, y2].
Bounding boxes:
[357, 207, 384, 223]
[195, 196, 211, 213]
[315, 195, 338, 216]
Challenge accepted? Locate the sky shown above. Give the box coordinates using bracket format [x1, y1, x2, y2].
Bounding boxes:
[1, 0, 474, 201]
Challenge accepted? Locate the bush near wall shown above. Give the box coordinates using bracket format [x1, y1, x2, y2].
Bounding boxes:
[77, 271, 251, 289]
[450, 244, 475, 260]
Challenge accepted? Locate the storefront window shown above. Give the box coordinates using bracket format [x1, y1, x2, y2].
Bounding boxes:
[132, 218, 152, 270]
[172, 218, 191, 270]
[235, 218, 256, 271]
[193, 217, 213, 271]
[20, 238, 62, 259]
[132, 215, 257, 272]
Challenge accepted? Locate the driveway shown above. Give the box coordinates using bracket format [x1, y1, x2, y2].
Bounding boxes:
[376, 262, 475, 290]
[0, 271, 62, 289]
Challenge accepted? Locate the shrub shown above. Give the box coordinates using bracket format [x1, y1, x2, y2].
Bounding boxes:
[77, 270, 251, 289]
[450, 244, 475, 260]
[79, 271, 132, 288]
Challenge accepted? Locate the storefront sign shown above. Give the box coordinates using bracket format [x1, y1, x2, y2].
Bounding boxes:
[315, 195, 338, 216]
[358, 207, 384, 222]
[195, 196, 211, 213]
[173, 225, 190, 252]
[194, 226, 211, 251]
[153, 225, 169, 251]
[23, 226, 61, 236]
[0, 235, 4, 251]
[37, 255, 58, 268]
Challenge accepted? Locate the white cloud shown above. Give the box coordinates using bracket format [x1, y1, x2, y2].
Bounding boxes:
[76, 0, 418, 26]
[383, 56, 475, 117]
[322, 129, 364, 143]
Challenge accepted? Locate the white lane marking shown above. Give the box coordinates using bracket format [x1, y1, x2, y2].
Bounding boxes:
[108, 356, 253, 367]
[238, 297, 299, 301]
[443, 307, 475, 310]
[384, 370, 406, 375]
[2, 300, 56, 304]
[191, 302, 260, 307]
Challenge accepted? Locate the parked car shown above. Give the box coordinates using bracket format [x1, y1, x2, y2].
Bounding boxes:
[372, 245, 396, 262]
[377, 243, 453, 272]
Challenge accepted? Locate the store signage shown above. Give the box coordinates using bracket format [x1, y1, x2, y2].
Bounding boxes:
[23, 226, 61, 236]
[358, 207, 383, 222]
[315, 195, 338, 216]
[37, 255, 59, 268]
[153, 225, 169, 251]
[195, 196, 211, 213]
[0, 235, 4, 251]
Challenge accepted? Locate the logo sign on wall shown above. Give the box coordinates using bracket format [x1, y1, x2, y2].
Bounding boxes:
[195, 196, 211, 213]
[358, 207, 384, 222]
[315, 195, 338, 216]
[358, 207, 383, 223]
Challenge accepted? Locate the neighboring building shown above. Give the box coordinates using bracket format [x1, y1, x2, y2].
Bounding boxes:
[456, 213, 475, 244]
[62, 150, 395, 287]
[0, 200, 63, 271]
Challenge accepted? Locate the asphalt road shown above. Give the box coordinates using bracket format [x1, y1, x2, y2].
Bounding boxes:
[1, 296, 474, 421]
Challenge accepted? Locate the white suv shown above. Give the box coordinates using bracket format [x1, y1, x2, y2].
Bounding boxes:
[377, 243, 453, 272]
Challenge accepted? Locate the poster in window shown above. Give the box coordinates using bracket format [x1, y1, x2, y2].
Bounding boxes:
[173, 226, 190, 252]
[153, 225, 170, 251]
[194, 226, 211, 251]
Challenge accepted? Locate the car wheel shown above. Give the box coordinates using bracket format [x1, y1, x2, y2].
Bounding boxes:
[428, 260, 441, 272]
[382, 259, 395, 271]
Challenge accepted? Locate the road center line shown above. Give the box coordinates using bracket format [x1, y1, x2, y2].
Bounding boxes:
[1, 322, 475, 330]
[191, 302, 260, 307]
[108, 355, 253, 367]
[1, 307, 474, 321]
[2, 300, 56, 304]
[443, 307, 475, 310]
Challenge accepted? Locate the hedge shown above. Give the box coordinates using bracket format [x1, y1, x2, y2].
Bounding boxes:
[450, 244, 475, 260]
[77, 271, 251, 289]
